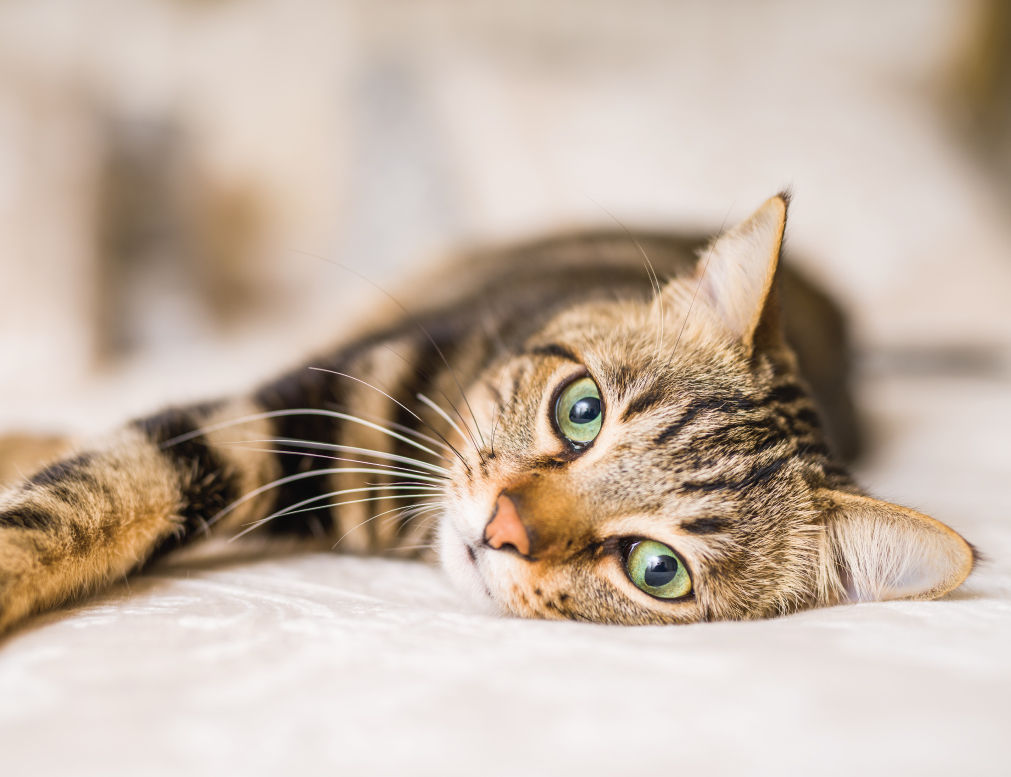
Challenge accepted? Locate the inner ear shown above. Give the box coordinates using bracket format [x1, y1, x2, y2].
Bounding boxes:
[688, 193, 788, 351]
[819, 488, 975, 603]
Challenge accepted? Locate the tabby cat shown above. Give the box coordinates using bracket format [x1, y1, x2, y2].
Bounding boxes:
[0, 194, 975, 631]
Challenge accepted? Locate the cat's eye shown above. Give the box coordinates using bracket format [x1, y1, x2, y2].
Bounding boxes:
[624, 540, 692, 600]
[553, 376, 603, 446]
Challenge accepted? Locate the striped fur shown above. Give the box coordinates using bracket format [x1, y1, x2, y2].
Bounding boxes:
[0, 195, 975, 631]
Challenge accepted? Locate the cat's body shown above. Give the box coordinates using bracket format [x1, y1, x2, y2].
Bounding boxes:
[0, 195, 974, 632]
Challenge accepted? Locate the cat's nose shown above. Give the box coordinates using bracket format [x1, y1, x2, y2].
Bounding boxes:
[483, 493, 531, 557]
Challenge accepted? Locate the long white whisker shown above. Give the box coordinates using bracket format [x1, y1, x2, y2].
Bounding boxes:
[208, 466, 442, 528]
[326, 403, 455, 455]
[308, 367, 469, 467]
[373, 501, 446, 534]
[388, 504, 444, 530]
[264, 484, 440, 526]
[222, 437, 449, 475]
[416, 392, 483, 460]
[330, 498, 443, 549]
[236, 491, 446, 541]
[161, 407, 447, 464]
[221, 444, 442, 479]
[365, 480, 439, 488]
[379, 345, 483, 471]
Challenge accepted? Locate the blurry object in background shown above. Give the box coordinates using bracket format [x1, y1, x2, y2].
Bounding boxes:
[0, 64, 101, 389]
[0, 432, 69, 486]
[93, 116, 271, 362]
[94, 117, 194, 361]
[947, 0, 1011, 209]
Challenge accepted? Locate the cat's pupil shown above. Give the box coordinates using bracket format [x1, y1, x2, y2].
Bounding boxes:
[643, 555, 679, 587]
[569, 397, 601, 425]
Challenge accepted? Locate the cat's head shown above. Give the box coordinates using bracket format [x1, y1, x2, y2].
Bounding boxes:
[438, 195, 975, 624]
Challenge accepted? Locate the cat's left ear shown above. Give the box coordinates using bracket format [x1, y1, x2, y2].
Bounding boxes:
[818, 488, 976, 603]
[690, 193, 788, 352]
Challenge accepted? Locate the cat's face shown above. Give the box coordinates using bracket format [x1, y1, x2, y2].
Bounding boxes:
[438, 196, 975, 624]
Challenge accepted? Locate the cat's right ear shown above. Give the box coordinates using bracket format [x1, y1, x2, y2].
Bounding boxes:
[817, 488, 976, 603]
[683, 193, 789, 353]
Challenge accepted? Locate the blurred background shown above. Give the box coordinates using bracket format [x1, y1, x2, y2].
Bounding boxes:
[0, 0, 1009, 439]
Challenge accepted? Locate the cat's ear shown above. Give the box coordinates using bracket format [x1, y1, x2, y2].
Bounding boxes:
[818, 488, 975, 603]
[692, 193, 788, 351]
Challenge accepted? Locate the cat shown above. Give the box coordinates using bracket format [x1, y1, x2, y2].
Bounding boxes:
[0, 194, 975, 631]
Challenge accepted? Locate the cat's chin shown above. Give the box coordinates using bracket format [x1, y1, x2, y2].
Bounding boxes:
[437, 522, 500, 613]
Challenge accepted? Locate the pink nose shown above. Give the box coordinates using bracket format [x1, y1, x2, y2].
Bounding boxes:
[483, 493, 531, 557]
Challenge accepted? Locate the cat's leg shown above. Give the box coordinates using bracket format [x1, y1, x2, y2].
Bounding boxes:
[0, 337, 458, 633]
[0, 397, 279, 633]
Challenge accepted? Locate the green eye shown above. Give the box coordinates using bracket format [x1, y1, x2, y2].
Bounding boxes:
[554, 376, 603, 445]
[625, 540, 692, 599]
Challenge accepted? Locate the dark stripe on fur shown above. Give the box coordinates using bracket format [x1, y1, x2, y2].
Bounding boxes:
[680, 516, 732, 535]
[26, 452, 96, 489]
[530, 343, 579, 363]
[24, 453, 107, 513]
[764, 383, 806, 405]
[254, 360, 351, 537]
[681, 457, 791, 494]
[654, 396, 753, 446]
[0, 504, 58, 531]
[621, 382, 669, 422]
[791, 407, 823, 430]
[136, 405, 240, 542]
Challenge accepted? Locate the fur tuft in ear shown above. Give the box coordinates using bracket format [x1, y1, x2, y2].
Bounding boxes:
[819, 489, 975, 603]
[694, 194, 788, 350]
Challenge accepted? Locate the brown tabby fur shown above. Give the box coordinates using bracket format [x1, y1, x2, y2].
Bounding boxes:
[0, 195, 974, 633]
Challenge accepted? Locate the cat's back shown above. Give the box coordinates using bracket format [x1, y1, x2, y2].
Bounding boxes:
[407, 228, 703, 315]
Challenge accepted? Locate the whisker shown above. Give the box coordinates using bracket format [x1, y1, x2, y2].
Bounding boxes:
[257, 484, 441, 530]
[308, 367, 470, 468]
[221, 444, 442, 479]
[489, 403, 502, 458]
[161, 407, 448, 465]
[365, 480, 439, 488]
[207, 466, 441, 528]
[416, 392, 484, 463]
[329, 497, 444, 549]
[378, 345, 479, 472]
[222, 437, 449, 475]
[376, 502, 445, 532]
[390, 504, 445, 531]
[325, 400, 455, 455]
[232, 492, 439, 542]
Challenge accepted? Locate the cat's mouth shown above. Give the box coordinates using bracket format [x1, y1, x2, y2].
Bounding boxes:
[462, 542, 494, 601]
[439, 520, 496, 605]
